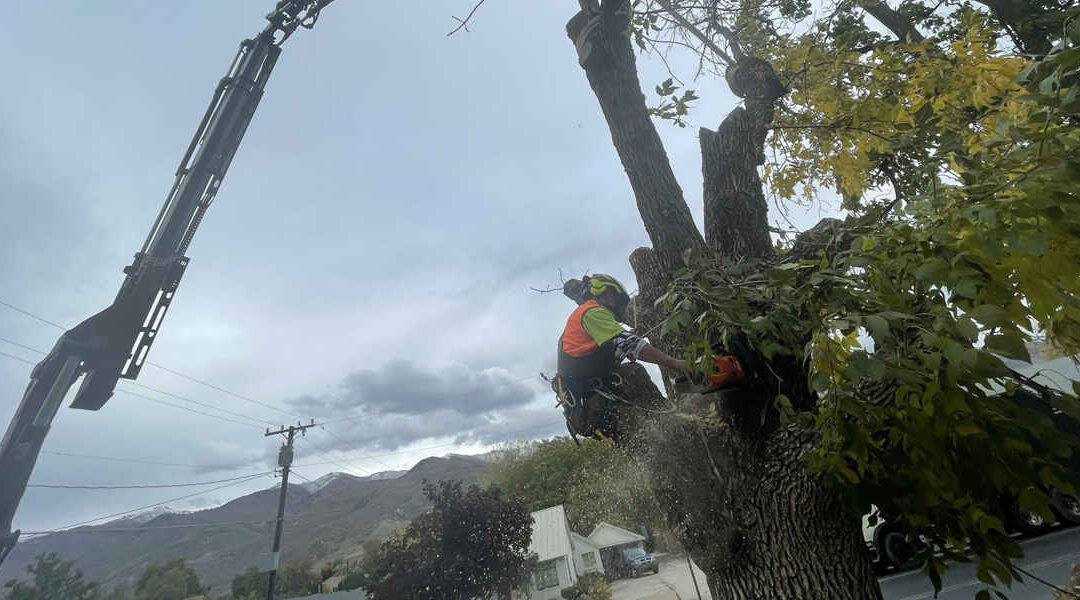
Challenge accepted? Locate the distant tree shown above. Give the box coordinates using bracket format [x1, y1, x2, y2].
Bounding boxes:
[134, 558, 203, 600]
[488, 437, 664, 535]
[337, 539, 383, 592]
[275, 561, 319, 598]
[225, 561, 318, 600]
[362, 480, 533, 600]
[2, 553, 102, 600]
[228, 567, 264, 600]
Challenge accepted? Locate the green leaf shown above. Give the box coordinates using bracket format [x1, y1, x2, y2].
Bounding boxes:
[865, 315, 889, 340]
[968, 305, 1009, 327]
[985, 334, 1031, 362]
[811, 371, 831, 394]
[957, 317, 979, 341]
[915, 258, 948, 282]
[955, 423, 982, 436]
[1057, 48, 1080, 71]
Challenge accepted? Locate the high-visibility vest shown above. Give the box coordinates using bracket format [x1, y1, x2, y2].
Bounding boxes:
[557, 300, 617, 380]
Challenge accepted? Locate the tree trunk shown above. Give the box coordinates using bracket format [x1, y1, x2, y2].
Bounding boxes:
[566, 2, 704, 275]
[701, 56, 784, 260]
[567, 3, 884, 598]
[615, 365, 883, 600]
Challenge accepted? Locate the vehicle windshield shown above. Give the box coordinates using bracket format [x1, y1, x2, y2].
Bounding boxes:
[623, 547, 647, 560]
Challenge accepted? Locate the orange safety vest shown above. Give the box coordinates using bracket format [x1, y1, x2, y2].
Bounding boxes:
[557, 300, 617, 380]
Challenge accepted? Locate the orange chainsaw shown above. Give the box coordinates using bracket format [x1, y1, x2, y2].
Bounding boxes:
[673, 354, 745, 394]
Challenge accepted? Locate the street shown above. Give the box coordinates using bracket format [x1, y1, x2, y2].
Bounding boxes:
[610, 554, 712, 600]
[881, 526, 1080, 600]
[610, 527, 1080, 599]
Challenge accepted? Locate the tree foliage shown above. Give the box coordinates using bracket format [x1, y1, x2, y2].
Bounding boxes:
[487, 437, 664, 536]
[360, 480, 533, 600]
[560, 573, 612, 600]
[134, 558, 204, 600]
[2, 553, 120, 600]
[226, 561, 319, 600]
[631, 0, 1080, 592]
[228, 567, 265, 600]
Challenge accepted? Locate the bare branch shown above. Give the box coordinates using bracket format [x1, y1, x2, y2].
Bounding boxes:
[447, 0, 488, 37]
[653, 0, 735, 65]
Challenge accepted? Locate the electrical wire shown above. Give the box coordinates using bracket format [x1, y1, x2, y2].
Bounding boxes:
[0, 335, 276, 428]
[0, 349, 35, 366]
[113, 387, 265, 430]
[294, 433, 372, 477]
[40, 450, 213, 469]
[20, 519, 272, 536]
[0, 300, 303, 419]
[31, 473, 272, 533]
[27, 471, 275, 490]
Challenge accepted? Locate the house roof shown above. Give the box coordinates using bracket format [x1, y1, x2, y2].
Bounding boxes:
[529, 505, 574, 562]
[587, 522, 646, 549]
[570, 532, 600, 552]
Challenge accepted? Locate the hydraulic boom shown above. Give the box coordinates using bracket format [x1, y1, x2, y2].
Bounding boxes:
[0, 0, 335, 566]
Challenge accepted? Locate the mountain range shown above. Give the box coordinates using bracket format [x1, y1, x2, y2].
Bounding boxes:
[0, 454, 488, 594]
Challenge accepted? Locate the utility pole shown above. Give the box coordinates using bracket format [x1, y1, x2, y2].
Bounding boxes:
[265, 420, 315, 600]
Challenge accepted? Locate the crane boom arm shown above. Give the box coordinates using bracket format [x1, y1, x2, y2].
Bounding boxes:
[0, 0, 334, 567]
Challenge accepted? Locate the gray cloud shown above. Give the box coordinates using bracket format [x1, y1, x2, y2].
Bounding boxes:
[282, 360, 561, 452]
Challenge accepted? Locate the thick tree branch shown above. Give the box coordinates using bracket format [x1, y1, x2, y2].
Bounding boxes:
[702, 56, 786, 259]
[855, 0, 925, 43]
[971, 0, 1054, 55]
[567, 6, 705, 275]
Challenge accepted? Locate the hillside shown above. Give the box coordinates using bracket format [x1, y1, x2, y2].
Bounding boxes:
[0, 454, 487, 594]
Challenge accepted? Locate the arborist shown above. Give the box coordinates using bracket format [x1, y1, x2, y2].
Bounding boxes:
[552, 273, 742, 443]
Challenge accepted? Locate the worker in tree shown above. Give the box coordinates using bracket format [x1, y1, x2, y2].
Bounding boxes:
[554, 274, 688, 442]
[554, 273, 745, 443]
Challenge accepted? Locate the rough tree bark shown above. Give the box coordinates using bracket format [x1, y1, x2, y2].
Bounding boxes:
[567, 2, 883, 598]
[567, 1, 704, 275]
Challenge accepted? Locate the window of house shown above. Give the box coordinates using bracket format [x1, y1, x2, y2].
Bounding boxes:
[582, 552, 597, 570]
[535, 559, 560, 590]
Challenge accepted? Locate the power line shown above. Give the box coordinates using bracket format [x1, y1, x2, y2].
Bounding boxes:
[146, 361, 301, 420]
[21, 519, 272, 536]
[113, 387, 265, 430]
[35, 473, 272, 533]
[124, 380, 275, 426]
[0, 335, 280, 427]
[0, 350, 34, 366]
[0, 300, 303, 420]
[295, 433, 372, 478]
[0, 299, 66, 330]
[40, 450, 223, 469]
[27, 471, 275, 490]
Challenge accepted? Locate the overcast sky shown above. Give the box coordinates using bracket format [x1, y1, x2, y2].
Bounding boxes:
[0, 0, 830, 537]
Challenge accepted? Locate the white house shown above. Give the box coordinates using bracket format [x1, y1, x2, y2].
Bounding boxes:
[587, 522, 647, 576]
[522, 505, 604, 600]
